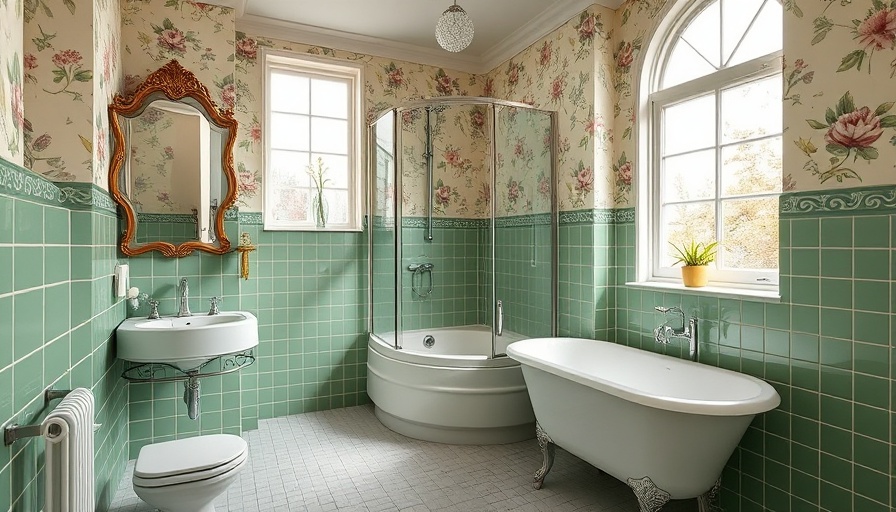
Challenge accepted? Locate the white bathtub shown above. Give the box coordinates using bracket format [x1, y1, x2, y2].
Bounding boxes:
[367, 325, 535, 444]
[507, 337, 780, 511]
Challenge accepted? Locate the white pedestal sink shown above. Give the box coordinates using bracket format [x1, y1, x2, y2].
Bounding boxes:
[116, 311, 259, 371]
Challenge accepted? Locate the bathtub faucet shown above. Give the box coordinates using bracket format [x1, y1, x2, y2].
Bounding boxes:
[654, 306, 698, 361]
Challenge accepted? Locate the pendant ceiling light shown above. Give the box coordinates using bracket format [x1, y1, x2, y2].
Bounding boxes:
[435, 1, 474, 52]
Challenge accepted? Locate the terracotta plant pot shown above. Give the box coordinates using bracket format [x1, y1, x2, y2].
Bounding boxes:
[681, 265, 709, 287]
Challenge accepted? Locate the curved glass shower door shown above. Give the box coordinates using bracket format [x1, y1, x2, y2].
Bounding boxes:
[368, 99, 556, 357]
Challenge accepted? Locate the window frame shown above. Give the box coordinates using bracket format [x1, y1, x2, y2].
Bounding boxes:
[262, 49, 364, 232]
[638, 0, 783, 292]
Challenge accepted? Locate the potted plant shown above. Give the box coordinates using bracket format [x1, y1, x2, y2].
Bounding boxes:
[670, 240, 718, 288]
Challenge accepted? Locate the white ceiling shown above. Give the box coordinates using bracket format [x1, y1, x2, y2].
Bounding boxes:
[233, 0, 625, 74]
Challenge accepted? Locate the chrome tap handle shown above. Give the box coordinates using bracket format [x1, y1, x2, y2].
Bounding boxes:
[208, 297, 221, 315]
[147, 299, 160, 320]
[655, 306, 686, 333]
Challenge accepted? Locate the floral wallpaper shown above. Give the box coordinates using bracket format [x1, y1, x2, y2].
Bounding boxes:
[784, 0, 896, 191]
[93, 0, 122, 189]
[121, 0, 234, 108]
[22, 0, 95, 182]
[231, 32, 483, 214]
[0, 0, 24, 165]
[484, 7, 617, 212]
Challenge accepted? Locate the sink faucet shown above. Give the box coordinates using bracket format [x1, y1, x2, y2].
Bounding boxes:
[654, 306, 698, 361]
[177, 278, 192, 317]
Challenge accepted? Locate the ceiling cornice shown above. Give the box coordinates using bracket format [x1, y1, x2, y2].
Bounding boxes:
[237, 15, 484, 74]
[236, 0, 623, 76]
[480, 0, 604, 71]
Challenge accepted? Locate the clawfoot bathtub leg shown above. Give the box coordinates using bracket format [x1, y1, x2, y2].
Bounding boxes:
[533, 422, 555, 489]
[626, 476, 671, 512]
[697, 478, 722, 512]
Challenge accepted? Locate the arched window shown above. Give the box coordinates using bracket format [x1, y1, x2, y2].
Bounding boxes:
[641, 0, 782, 290]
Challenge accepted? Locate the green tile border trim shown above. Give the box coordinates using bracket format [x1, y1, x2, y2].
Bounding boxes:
[0, 156, 61, 204]
[402, 217, 490, 229]
[0, 157, 117, 213]
[57, 182, 117, 213]
[559, 208, 634, 225]
[781, 185, 896, 217]
[495, 213, 551, 227]
[224, 208, 238, 221]
[238, 211, 263, 225]
[137, 212, 197, 223]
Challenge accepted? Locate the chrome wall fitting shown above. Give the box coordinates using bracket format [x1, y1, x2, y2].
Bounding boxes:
[184, 374, 201, 420]
[653, 305, 699, 361]
[626, 476, 672, 512]
[533, 422, 555, 490]
[697, 478, 722, 512]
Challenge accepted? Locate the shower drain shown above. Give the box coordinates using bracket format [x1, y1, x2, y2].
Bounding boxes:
[423, 335, 435, 348]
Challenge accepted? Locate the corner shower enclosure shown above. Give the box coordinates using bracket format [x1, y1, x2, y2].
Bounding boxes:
[366, 98, 558, 444]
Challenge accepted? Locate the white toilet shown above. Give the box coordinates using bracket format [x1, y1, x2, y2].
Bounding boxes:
[132, 434, 248, 512]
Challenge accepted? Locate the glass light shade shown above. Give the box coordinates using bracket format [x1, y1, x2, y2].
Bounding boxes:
[435, 4, 474, 52]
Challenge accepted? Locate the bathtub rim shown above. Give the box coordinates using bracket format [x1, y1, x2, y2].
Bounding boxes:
[368, 327, 523, 369]
[507, 337, 780, 416]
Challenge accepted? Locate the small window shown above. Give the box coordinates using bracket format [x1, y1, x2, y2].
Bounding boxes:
[263, 51, 363, 231]
[643, 0, 782, 289]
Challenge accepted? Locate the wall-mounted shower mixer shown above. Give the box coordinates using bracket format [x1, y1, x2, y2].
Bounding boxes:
[408, 262, 434, 298]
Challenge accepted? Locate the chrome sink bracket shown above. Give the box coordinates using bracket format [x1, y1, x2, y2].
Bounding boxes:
[697, 477, 722, 512]
[184, 373, 201, 420]
[626, 476, 672, 512]
[533, 422, 555, 490]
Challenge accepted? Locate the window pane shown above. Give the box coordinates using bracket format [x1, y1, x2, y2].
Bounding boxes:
[663, 149, 716, 202]
[728, 0, 782, 67]
[272, 187, 310, 223]
[680, 0, 720, 68]
[311, 117, 348, 154]
[721, 137, 782, 196]
[270, 113, 309, 151]
[664, 94, 716, 155]
[312, 153, 349, 188]
[311, 78, 348, 119]
[721, 75, 781, 143]
[722, 0, 764, 64]
[721, 197, 779, 269]
[324, 189, 349, 224]
[662, 41, 718, 88]
[270, 72, 309, 114]
[662, 202, 716, 267]
[270, 150, 310, 187]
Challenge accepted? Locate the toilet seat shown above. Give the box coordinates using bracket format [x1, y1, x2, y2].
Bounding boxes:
[133, 434, 248, 488]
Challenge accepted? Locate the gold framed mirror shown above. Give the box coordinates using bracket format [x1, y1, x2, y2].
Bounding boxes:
[108, 60, 238, 257]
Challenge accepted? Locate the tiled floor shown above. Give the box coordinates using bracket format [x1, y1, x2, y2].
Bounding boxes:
[109, 405, 699, 511]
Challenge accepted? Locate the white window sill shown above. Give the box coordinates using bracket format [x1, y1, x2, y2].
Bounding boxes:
[625, 281, 780, 302]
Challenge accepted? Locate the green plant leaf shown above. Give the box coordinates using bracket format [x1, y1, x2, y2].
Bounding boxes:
[806, 119, 828, 130]
[835, 92, 855, 117]
[874, 102, 895, 117]
[826, 143, 849, 157]
[73, 70, 92, 82]
[855, 147, 879, 160]
[824, 107, 837, 125]
[878, 114, 896, 128]
[836, 50, 865, 72]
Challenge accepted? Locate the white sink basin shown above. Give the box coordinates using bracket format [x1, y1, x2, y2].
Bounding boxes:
[116, 311, 259, 370]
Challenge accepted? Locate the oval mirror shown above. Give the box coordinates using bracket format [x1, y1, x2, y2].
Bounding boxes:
[108, 60, 238, 257]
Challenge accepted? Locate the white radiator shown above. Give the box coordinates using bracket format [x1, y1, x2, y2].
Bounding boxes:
[42, 388, 95, 512]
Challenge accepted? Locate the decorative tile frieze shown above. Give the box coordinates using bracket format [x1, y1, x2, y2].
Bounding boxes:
[238, 211, 263, 225]
[781, 186, 896, 217]
[559, 208, 635, 225]
[0, 157, 118, 214]
[136, 213, 196, 223]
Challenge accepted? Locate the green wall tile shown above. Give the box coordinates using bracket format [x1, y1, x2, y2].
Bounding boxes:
[853, 216, 889, 248]
[820, 217, 852, 247]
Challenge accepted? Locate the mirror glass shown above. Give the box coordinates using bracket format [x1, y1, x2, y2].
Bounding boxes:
[109, 60, 238, 257]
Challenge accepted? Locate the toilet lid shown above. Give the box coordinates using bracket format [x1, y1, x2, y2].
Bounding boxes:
[134, 434, 247, 480]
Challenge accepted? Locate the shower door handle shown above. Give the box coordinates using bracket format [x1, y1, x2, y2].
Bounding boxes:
[496, 300, 503, 336]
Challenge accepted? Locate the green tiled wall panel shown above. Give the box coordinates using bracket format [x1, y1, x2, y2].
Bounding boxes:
[0, 179, 129, 512]
[608, 207, 894, 511]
